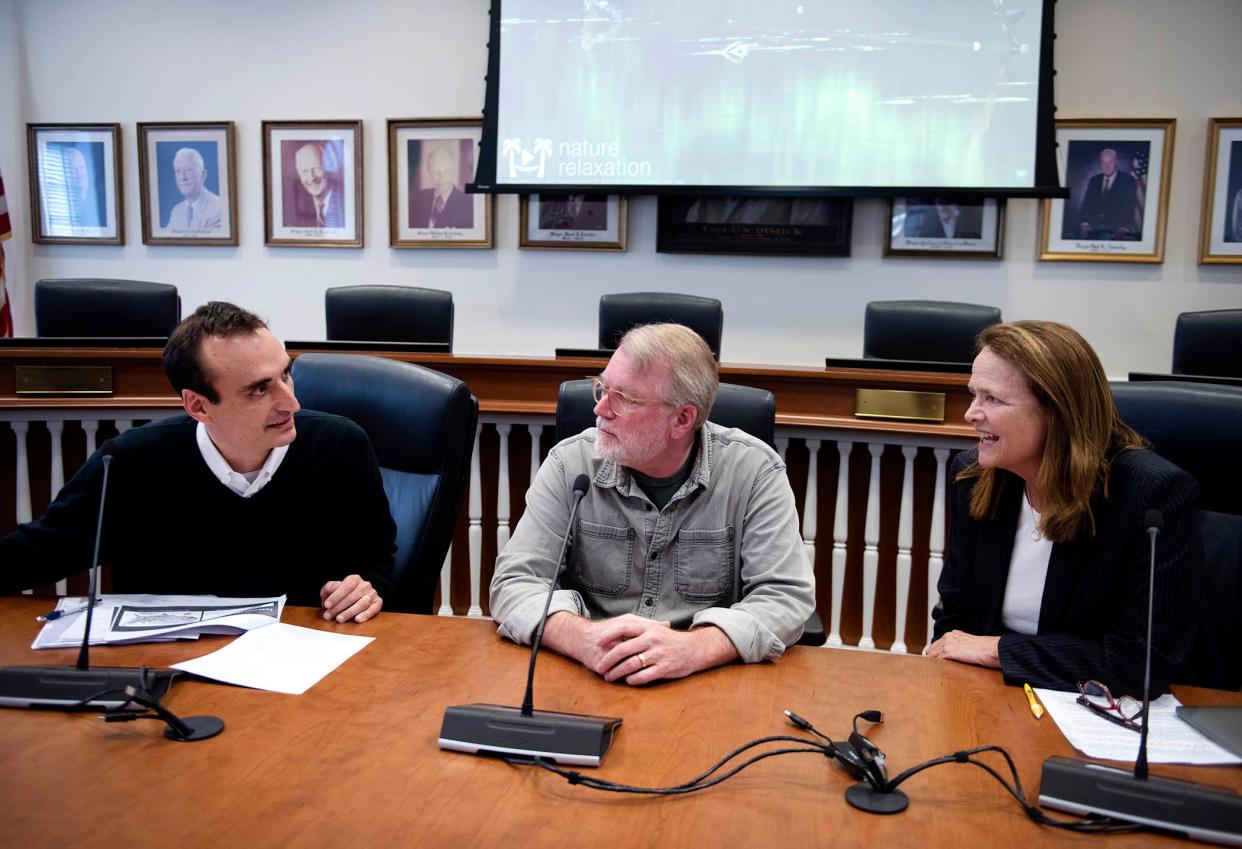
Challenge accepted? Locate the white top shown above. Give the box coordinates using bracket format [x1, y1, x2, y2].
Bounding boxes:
[1000, 493, 1054, 635]
[196, 422, 288, 498]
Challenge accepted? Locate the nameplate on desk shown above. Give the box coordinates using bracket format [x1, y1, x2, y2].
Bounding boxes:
[15, 365, 113, 396]
[854, 388, 944, 422]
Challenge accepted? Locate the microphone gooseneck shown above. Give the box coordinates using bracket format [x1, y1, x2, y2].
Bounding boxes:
[1135, 509, 1162, 781]
[520, 473, 592, 717]
[76, 454, 113, 672]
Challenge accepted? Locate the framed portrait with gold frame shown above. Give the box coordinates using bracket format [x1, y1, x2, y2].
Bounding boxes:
[138, 121, 238, 246]
[387, 118, 493, 249]
[1039, 118, 1175, 263]
[518, 194, 626, 250]
[27, 123, 124, 245]
[1198, 117, 1242, 264]
[263, 120, 363, 248]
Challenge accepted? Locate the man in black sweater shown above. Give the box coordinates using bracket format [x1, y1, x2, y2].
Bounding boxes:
[1, 302, 395, 623]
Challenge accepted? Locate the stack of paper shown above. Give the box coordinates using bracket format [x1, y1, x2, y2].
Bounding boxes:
[32, 594, 285, 650]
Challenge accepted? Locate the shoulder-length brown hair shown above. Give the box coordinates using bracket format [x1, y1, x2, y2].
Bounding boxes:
[958, 321, 1144, 542]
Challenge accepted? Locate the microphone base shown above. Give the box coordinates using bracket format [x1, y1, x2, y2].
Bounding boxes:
[0, 665, 176, 710]
[844, 782, 909, 814]
[1040, 756, 1242, 846]
[166, 715, 225, 742]
[439, 703, 623, 767]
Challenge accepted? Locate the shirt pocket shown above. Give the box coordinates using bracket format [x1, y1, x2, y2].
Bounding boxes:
[674, 526, 735, 604]
[571, 520, 635, 597]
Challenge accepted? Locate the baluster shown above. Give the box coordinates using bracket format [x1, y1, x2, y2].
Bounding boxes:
[437, 548, 454, 617]
[467, 424, 484, 618]
[527, 423, 543, 501]
[891, 446, 917, 654]
[13, 421, 31, 525]
[927, 448, 950, 647]
[48, 420, 68, 597]
[496, 424, 512, 559]
[115, 420, 133, 434]
[859, 443, 883, 650]
[775, 436, 789, 463]
[802, 438, 820, 580]
[828, 440, 851, 647]
[82, 419, 99, 456]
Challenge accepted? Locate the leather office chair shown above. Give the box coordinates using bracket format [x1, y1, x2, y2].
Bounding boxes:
[555, 378, 826, 646]
[291, 353, 478, 614]
[862, 300, 1001, 363]
[1111, 380, 1242, 689]
[1171, 309, 1242, 378]
[598, 292, 724, 360]
[34, 278, 181, 337]
[325, 285, 454, 349]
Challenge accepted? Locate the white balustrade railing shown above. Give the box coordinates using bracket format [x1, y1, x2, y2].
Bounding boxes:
[1, 409, 972, 653]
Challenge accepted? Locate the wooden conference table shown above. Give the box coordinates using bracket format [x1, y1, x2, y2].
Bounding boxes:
[1, 598, 1238, 848]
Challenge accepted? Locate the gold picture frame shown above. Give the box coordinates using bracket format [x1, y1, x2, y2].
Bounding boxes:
[1198, 117, 1242, 264]
[263, 120, 363, 248]
[1039, 118, 1175, 263]
[138, 121, 238, 247]
[27, 123, 124, 245]
[387, 118, 493, 249]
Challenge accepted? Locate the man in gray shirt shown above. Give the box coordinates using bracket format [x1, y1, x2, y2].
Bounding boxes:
[490, 323, 815, 685]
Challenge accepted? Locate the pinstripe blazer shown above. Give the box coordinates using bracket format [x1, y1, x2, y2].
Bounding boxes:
[934, 447, 1203, 695]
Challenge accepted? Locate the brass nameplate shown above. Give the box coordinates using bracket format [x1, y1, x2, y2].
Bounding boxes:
[15, 365, 114, 396]
[855, 388, 945, 422]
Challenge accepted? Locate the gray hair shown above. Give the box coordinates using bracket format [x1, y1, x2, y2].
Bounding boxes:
[174, 147, 206, 171]
[617, 322, 718, 430]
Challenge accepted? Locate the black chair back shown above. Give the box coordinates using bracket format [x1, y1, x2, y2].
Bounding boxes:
[291, 353, 477, 613]
[325, 285, 454, 349]
[1172, 309, 1242, 378]
[1111, 381, 1242, 515]
[555, 380, 774, 448]
[862, 300, 1001, 363]
[598, 292, 723, 360]
[35, 278, 180, 337]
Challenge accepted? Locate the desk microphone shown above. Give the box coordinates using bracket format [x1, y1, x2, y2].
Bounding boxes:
[1040, 508, 1242, 845]
[0, 455, 223, 741]
[439, 473, 622, 766]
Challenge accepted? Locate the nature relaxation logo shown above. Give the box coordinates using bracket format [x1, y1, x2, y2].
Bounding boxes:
[502, 138, 552, 179]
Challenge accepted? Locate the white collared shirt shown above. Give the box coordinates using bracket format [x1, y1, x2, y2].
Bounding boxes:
[1000, 492, 1054, 635]
[196, 422, 289, 498]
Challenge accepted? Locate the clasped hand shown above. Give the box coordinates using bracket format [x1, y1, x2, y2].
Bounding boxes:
[924, 630, 1001, 668]
[320, 574, 383, 623]
[547, 613, 737, 685]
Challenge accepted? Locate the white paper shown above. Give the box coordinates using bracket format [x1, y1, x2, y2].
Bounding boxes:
[171, 623, 373, 695]
[1036, 688, 1242, 765]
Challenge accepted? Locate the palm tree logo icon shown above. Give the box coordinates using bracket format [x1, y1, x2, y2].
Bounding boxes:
[502, 138, 552, 179]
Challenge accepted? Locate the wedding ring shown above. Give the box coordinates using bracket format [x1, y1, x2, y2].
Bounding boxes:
[637, 653, 647, 669]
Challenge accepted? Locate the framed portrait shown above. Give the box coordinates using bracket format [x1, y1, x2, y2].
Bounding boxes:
[884, 196, 1005, 259]
[263, 120, 363, 248]
[138, 122, 237, 246]
[656, 196, 852, 257]
[27, 123, 123, 245]
[1198, 117, 1242, 264]
[1039, 119, 1175, 263]
[388, 118, 493, 249]
[518, 194, 626, 250]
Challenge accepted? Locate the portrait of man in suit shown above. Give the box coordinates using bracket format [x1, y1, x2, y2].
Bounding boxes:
[1226, 141, 1242, 243]
[904, 197, 984, 239]
[48, 143, 105, 229]
[409, 142, 474, 229]
[1066, 146, 1143, 241]
[166, 147, 223, 231]
[537, 194, 608, 230]
[283, 141, 345, 229]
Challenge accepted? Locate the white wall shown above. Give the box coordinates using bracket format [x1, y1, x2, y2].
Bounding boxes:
[1, 0, 1240, 375]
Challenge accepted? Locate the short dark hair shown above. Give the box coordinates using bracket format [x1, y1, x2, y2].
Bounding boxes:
[163, 302, 267, 403]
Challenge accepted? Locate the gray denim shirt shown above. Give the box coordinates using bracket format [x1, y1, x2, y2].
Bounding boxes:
[490, 422, 815, 662]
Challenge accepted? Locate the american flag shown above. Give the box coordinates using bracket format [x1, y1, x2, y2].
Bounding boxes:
[0, 166, 12, 337]
[1131, 146, 1149, 233]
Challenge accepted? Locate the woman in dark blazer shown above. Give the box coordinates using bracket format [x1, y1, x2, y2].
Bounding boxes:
[926, 321, 1202, 695]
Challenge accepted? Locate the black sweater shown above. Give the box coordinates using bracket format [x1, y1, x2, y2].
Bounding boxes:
[1, 412, 395, 607]
[934, 447, 1203, 695]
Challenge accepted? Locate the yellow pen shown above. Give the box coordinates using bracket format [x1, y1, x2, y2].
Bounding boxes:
[1023, 683, 1044, 719]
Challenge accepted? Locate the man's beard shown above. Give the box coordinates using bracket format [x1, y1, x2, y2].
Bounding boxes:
[595, 417, 667, 468]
